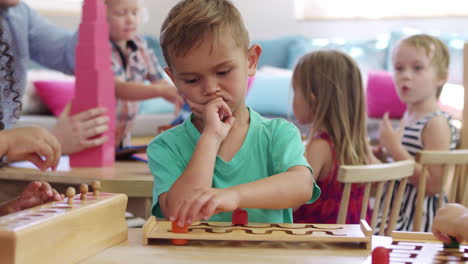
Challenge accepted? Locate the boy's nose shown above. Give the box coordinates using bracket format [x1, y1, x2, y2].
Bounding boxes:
[203, 79, 220, 96]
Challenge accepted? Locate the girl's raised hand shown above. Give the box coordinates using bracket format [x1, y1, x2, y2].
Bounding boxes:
[378, 112, 404, 152]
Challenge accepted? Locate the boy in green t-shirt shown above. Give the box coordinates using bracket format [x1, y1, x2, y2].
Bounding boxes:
[148, 0, 320, 227]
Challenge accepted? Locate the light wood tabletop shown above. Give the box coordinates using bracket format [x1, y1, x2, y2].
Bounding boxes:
[81, 228, 387, 264]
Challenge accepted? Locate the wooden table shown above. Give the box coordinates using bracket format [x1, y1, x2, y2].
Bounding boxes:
[0, 161, 154, 219]
[81, 228, 388, 264]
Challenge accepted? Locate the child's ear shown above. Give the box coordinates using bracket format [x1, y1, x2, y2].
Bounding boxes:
[164, 67, 176, 84]
[247, 44, 262, 77]
[437, 74, 448, 88]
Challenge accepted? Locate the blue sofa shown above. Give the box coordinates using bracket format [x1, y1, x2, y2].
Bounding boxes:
[142, 28, 467, 119]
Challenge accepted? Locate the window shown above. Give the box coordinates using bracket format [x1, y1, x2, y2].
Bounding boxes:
[295, 0, 468, 20]
[23, 0, 83, 14]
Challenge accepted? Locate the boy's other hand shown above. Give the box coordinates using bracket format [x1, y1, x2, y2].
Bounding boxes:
[1, 126, 61, 171]
[169, 187, 240, 227]
[14, 181, 63, 212]
[433, 203, 467, 243]
[52, 104, 109, 154]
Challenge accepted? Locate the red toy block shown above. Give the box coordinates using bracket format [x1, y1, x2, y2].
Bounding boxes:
[232, 208, 248, 225]
[171, 221, 188, 245]
[372, 246, 390, 264]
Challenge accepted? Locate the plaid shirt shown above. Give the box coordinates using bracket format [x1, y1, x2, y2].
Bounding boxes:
[111, 35, 164, 147]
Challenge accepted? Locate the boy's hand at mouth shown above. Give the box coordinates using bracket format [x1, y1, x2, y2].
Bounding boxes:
[202, 97, 235, 143]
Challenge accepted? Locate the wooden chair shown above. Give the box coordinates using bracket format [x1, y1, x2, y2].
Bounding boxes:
[336, 160, 415, 236]
[413, 150, 468, 232]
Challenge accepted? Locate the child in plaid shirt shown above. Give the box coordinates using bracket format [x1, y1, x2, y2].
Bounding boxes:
[106, 0, 183, 147]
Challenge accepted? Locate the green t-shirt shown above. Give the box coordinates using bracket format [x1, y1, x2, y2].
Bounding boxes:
[148, 108, 320, 223]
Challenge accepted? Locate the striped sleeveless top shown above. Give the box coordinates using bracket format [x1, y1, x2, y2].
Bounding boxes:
[378, 111, 458, 232]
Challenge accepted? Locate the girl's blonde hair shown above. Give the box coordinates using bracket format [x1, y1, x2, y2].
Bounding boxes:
[293, 50, 368, 165]
[396, 34, 450, 98]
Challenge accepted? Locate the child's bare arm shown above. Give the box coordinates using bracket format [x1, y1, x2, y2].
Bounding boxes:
[175, 165, 313, 226]
[290, 138, 329, 211]
[115, 79, 183, 106]
[380, 115, 452, 195]
[305, 139, 331, 181]
[158, 133, 223, 220]
[159, 98, 235, 223]
[230, 165, 313, 209]
[418, 115, 452, 194]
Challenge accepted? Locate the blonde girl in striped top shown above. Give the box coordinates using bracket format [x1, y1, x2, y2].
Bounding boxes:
[378, 34, 458, 232]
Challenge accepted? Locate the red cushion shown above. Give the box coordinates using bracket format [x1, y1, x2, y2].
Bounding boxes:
[34, 80, 75, 116]
[366, 71, 406, 118]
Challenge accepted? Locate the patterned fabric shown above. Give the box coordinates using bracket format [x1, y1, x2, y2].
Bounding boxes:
[402, 111, 458, 155]
[376, 111, 458, 232]
[0, 3, 77, 128]
[293, 132, 371, 224]
[398, 111, 457, 232]
[111, 35, 165, 147]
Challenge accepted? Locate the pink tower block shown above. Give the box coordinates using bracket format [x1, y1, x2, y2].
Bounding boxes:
[70, 0, 115, 167]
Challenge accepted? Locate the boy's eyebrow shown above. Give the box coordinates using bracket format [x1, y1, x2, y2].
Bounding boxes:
[177, 60, 234, 76]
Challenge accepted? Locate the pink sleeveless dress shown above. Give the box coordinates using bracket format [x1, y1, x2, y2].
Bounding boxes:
[293, 132, 371, 224]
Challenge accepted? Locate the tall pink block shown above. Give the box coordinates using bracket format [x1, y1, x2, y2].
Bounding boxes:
[70, 0, 115, 167]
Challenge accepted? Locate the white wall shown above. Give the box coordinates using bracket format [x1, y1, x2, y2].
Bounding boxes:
[43, 0, 468, 41]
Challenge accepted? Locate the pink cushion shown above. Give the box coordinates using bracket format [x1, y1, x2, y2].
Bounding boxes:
[247, 76, 255, 95]
[34, 80, 75, 116]
[366, 71, 406, 118]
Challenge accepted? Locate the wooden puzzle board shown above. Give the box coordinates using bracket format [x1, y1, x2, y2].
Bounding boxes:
[143, 217, 372, 247]
[362, 232, 468, 264]
[387, 240, 468, 264]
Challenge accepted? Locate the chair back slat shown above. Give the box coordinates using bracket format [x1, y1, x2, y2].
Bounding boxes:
[360, 183, 371, 220]
[414, 150, 468, 231]
[379, 180, 395, 236]
[337, 160, 415, 235]
[388, 177, 408, 236]
[337, 183, 352, 224]
[413, 166, 428, 232]
[451, 165, 461, 203]
[438, 165, 450, 209]
[460, 165, 468, 206]
[370, 182, 385, 230]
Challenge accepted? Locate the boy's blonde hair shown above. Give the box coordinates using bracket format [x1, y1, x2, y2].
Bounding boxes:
[160, 0, 250, 67]
[293, 50, 368, 166]
[397, 34, 450, 98]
